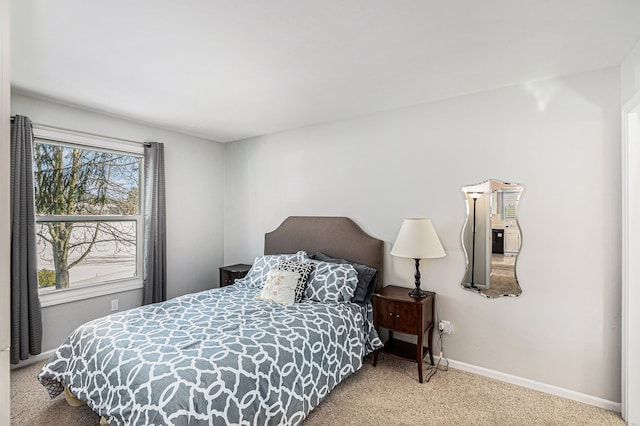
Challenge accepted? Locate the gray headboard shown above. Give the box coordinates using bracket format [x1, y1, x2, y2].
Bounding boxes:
[264, 216, 384, 291]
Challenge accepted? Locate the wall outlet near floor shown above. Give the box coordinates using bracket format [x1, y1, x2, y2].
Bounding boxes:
[110, 299, 119, 311]
[439, 320, 452, 334]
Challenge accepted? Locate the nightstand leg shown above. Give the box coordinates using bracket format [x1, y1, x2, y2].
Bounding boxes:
[417, 332, 424, 383]
[427, 326, 434, 365]
[373, 350, 379, 366]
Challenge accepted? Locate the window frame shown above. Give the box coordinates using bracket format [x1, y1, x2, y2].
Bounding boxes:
[33, 126, 145, 307]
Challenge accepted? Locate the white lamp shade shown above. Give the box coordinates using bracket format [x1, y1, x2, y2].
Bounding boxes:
[390, 218, 446, 259]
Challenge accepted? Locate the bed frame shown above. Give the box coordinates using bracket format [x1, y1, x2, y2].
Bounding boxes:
[264, 216, 384, 292]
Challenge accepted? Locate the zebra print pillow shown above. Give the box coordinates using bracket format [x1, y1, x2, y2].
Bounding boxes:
[305, 261, 359, 303]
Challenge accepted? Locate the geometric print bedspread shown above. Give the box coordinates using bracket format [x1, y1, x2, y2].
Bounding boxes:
[38, 281, 380, 425]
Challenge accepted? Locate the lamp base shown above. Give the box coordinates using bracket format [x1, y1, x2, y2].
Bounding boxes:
[409, 287, 428, 298]
[409, 258, 429, 298]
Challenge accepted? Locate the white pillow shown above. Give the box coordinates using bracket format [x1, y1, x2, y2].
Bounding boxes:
[255, 269, 301, 305]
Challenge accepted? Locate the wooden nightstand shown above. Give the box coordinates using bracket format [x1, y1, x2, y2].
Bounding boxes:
[372, 285, 435, 383]
[219, 264, 251, 287]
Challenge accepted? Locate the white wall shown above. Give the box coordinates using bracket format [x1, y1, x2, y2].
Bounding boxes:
[225, 67, 622, 403]
[11, 92, 226, 352]
[622, 39, 640, 105]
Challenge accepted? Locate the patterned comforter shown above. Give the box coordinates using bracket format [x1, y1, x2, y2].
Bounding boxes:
[39, 281, 380, 425]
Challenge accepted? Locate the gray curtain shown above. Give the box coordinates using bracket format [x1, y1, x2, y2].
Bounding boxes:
[10, 115, 42, 364]
[143, 142, 167, 305]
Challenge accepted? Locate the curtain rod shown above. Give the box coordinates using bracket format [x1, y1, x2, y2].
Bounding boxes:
[10, 116, 151, 147]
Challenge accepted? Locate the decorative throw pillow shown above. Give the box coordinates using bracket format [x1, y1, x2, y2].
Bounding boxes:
[241, 251, 308, 287]
[305, 261, 359, 303]
[276, 259, 314, 303]
[314, 252, 378, 304]
[254, 269, 300, 305]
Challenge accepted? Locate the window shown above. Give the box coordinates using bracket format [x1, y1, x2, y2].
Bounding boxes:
[501, 190, 519, 220]
[33, 128, 144, 306]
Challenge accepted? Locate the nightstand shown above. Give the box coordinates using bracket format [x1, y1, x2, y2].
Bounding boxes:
[372, 285, 435, 383]
[219, 264, 251, 287]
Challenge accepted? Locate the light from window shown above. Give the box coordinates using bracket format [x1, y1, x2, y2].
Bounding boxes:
[33, 141, 142, 292]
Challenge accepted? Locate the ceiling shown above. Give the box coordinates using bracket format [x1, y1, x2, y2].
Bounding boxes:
[10, 1, 640, 143]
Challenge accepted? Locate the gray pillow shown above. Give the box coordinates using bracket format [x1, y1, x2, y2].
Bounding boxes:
[305, 261, 359, 303]
[314, 252, 377, 303]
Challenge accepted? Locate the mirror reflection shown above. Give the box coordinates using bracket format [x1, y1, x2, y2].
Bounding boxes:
[461, 179, 523, 298]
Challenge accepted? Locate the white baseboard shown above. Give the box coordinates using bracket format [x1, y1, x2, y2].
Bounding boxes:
[9, 349, 56, 370]
[436, 356, 621, 413]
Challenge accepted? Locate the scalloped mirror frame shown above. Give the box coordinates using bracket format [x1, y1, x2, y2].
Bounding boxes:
[461, 179, 523, 298]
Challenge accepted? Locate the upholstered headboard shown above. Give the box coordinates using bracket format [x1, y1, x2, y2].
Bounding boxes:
[264, 216, 384, 291]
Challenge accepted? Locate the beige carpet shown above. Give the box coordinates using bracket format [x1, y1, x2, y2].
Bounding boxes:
[11, 355, 624, 425]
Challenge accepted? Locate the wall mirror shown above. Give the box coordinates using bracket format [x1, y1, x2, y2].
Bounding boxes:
[461, 179, 523, 298]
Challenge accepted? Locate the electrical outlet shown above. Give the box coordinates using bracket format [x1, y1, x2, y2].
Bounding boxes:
[110, 299, 119, 311]
[439, 320, 452, 334]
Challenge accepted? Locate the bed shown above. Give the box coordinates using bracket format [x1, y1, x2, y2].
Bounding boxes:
[38, 216, 384, 425]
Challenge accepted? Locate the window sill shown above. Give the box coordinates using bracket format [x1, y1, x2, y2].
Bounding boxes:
[39, 279, 143, 307]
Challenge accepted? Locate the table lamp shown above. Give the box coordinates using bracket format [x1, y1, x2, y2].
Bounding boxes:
[391, 218, 446, 298]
